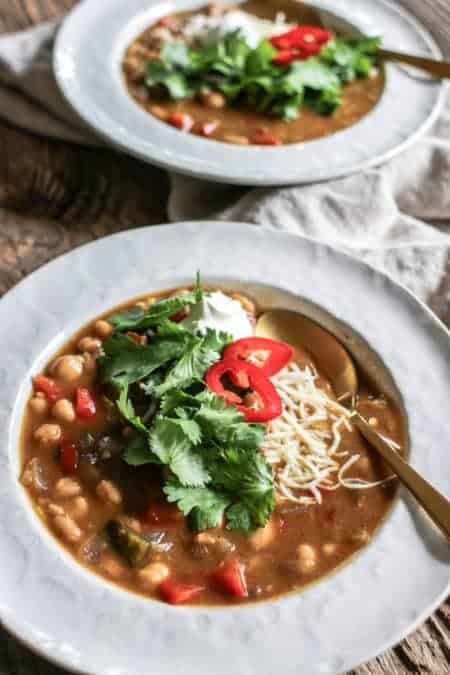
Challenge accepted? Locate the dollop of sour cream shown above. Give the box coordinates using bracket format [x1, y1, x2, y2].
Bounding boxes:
[182, 10, 293, 49]
[181, 291, 253, 340]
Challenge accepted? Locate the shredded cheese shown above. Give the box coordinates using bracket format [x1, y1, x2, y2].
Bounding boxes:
[260, 361, 396, 505]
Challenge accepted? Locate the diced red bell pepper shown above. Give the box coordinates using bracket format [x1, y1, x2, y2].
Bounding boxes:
[252, 129, 282, 146]
[159, 579, 206, 605]
[213, 559, 248, 598]
[126, 331, 147, 345]
[157, 15, 176, 28]
[205, 359, 282, 423]
[168, 112, 194, 132]
[32, 375, 63, 403]
[145, 502, 183, 526]
[170, 308, 189, 322]
[224, 337, 293, 377]
[75, 387, 97, 419]
[60, 441, 79, 474]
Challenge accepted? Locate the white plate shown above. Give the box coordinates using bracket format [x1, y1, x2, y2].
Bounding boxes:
[53, 0, 445, 186]
[0, 222, 449, 675]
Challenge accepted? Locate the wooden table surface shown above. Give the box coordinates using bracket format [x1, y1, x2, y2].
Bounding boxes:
[0, 1, 448, 673]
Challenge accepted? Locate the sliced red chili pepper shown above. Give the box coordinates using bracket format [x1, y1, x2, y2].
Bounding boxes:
[213, 559, 248, 598]
[75, 387, 97, 419]
[272, 49, 298, 65]
[224, 337, 293, 377]
[270, 25, 332, 49]
[60, 441, 79, 474]
[168, 111, 194, 132]
[145, 502, 183, 527]
[252, 129, 282, 146]
[159, 579, 206, 605]
[32, 375, 63, 403]
[205, 359, 282, 423]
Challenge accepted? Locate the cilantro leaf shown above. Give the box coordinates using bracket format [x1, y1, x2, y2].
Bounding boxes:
[225, 503, 253, 532]
[108, 290, 202, 332]
[122, 435, 156, 466]
[116, 385, 148, 434]
[98, 332, 193, 387]
[149, 417, 208, 486]
[153, 329, 230, 397]
[164, 482, 230, 530]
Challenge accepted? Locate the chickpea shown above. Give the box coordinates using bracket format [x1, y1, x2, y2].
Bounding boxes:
[296, 544, 318, 575]
[70, 496, 89, 521]
[54, 477, 82, 499]
[53, 513, 82, 543]
[51, 398, 76, 423]
[96, 479, 122, 505]
[77, 336, 101, 354]
[34, 423, 62, 448]
[223, 134, 250, 145]
[322, 543, 337, 556]
[150, 105, 169, 121]
[82, 352, 97, 374]
[29, 395, 49, 415]
[94, 320, 113, 339]
[51, 355, 84, 383]
[21, 457, 45, 490]
[249, 520, 276, 551]
[137, 562, 170, 590]
[195, 532, 235, 553]
[100, 555, 126, 579]
[47, 502, 65, 516]
[357, 456, 371, 474]
[169, 288, 191, 298]
[231, 293, 256, 315]
[201, 90, 226, 109]
[350, 528, 371, 545]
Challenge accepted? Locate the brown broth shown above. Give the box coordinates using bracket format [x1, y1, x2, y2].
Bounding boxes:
[122, 3, 384, 146]
[19, 287, 404, 606]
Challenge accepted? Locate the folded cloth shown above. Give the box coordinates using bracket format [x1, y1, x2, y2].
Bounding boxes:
[1, 1, 450, 314]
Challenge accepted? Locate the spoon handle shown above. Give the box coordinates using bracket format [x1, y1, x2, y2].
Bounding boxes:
[379, 49, 450, 79]
[351, 412, 450, 540]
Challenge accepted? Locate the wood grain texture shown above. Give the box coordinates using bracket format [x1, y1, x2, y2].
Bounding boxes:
[0, 1, 448, 674]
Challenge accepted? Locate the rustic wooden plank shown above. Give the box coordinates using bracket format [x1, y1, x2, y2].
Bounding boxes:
[0, 1, 448, 675]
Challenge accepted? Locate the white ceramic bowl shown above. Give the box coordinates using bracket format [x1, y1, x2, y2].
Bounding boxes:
[0, 222, 449, 675]
[54, 0, 445, 186]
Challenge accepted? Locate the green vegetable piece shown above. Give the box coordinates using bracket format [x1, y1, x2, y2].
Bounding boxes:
[106, 519, 151, 567]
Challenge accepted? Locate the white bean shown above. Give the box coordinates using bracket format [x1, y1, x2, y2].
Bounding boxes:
[296, 543, 318, 574]
[96, 479, 122, 505]
[34, 423, 62, 448]
[53, 513, 82, 543]
[54, 477, 82, 499]
[137, 562, 170, 590]
[51, 398, 76, 423]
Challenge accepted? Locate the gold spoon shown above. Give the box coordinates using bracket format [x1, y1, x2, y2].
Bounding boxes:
[256, 309, 450, 540]
[244, 0, 450, 79]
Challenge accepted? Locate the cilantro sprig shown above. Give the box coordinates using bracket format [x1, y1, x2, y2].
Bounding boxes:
[98, 283, 276, 532]
[144, 32, 380, 120]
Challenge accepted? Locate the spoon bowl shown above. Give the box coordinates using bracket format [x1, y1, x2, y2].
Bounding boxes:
[256, 307, 450, 540]
[256, 308, 358, 400]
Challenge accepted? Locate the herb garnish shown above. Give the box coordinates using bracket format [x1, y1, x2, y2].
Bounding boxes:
[145, 32, 380, 119]
[98, 286, 276, 532]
